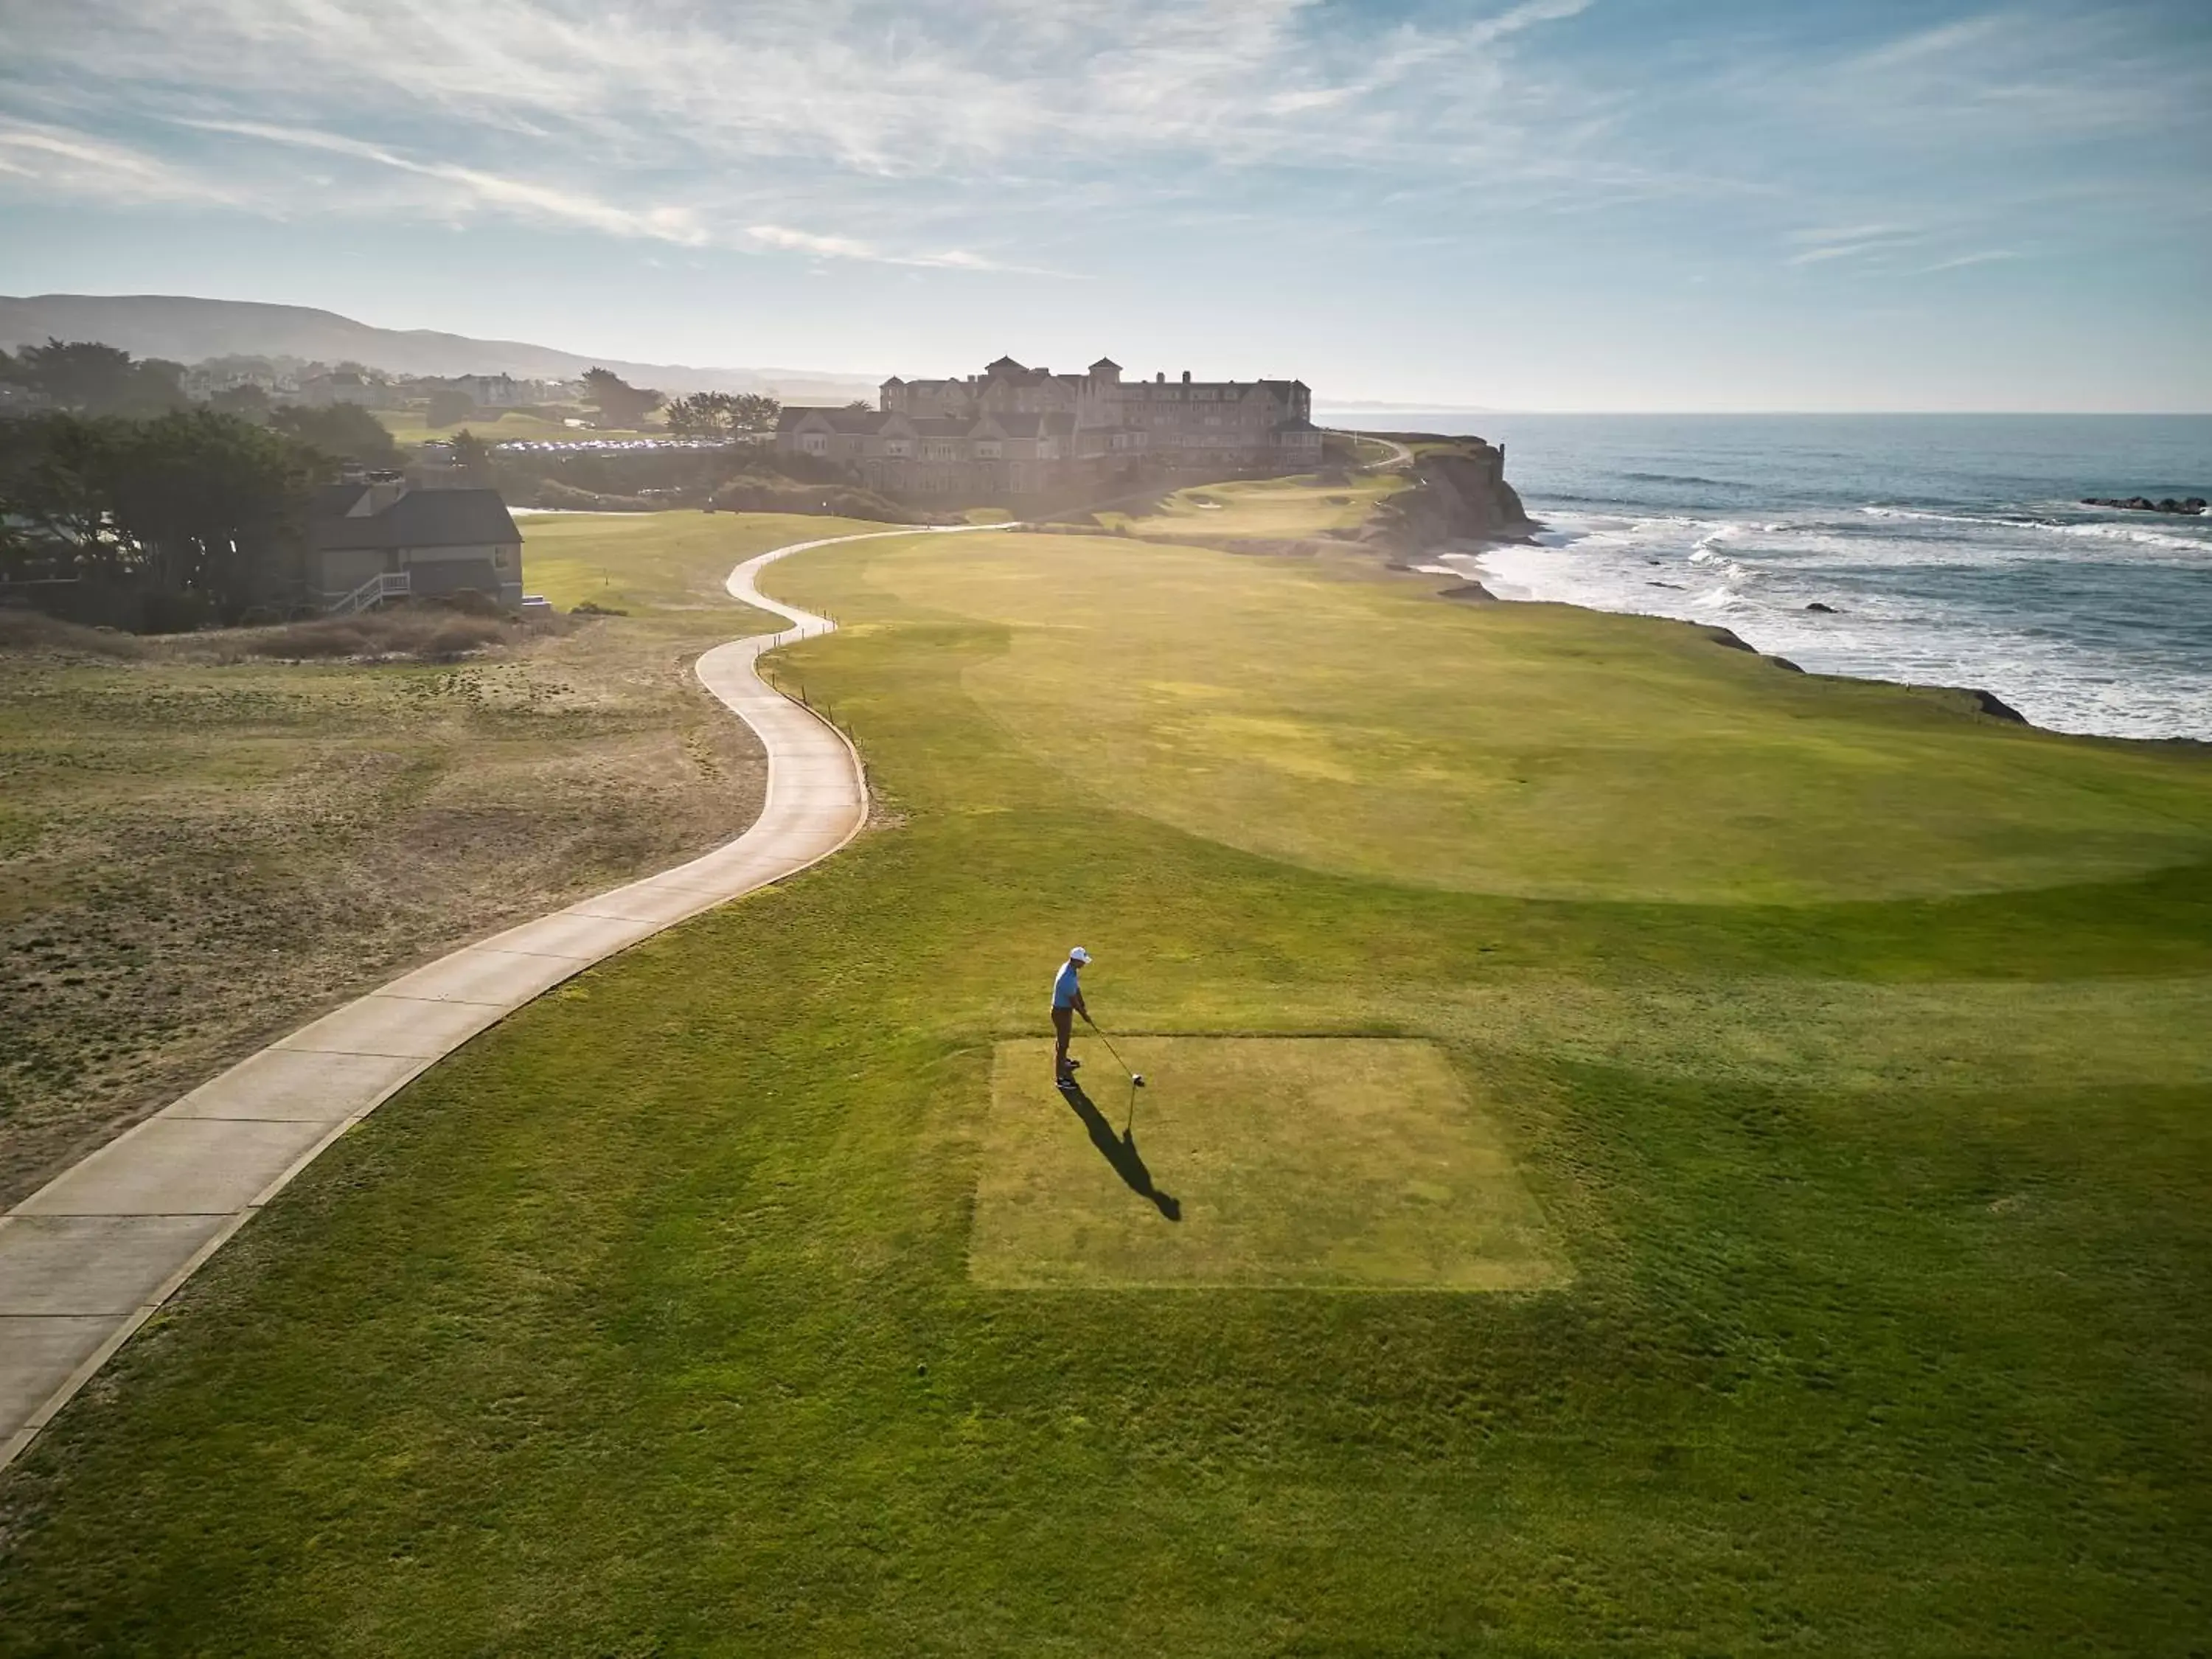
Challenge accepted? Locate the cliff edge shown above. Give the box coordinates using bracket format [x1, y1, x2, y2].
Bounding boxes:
[1362, 436, 1537, 553]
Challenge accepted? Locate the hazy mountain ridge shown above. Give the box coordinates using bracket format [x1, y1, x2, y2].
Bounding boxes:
[0, 294, 880, 401]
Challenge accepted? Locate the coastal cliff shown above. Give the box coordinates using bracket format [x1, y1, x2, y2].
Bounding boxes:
[1363, 437, 1537, 553]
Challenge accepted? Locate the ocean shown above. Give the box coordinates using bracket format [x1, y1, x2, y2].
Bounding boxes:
[1313, 413, 2212, 742]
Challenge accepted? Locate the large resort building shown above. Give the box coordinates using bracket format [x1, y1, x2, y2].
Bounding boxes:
[774, 356, 1322, 499]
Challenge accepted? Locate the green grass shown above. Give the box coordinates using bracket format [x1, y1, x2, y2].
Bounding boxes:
[1, 514, 2207, 1654]
[517, 508, 883, 619]
[973, 1037, 1570, 1291]
[1094, 470, 1405, 539]
[869, 531, 2212, 902]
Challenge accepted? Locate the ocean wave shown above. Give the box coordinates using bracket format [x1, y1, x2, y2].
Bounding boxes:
[1469, 529, 2212, 742]
[1620, 471, 1740, 487]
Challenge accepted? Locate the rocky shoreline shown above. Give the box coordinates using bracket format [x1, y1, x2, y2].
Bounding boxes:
[2081, 495, 2206, 516]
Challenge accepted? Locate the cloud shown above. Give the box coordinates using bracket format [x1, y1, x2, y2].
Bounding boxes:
[745, 223, 1065, 275]
[1783, 224, 1921, 266]
[178, 118, 709, 243]
[1, 0, 1604, 178]
[1918, 249, 2024, 273]
[0, 121, 241, 206]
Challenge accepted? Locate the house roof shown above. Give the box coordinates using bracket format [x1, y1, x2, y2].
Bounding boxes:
[778, 406, 892, 434]
[310, 486, 523, 553]
[1089, 357, 1121, 372]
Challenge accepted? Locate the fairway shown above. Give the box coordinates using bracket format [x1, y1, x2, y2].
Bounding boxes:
[973, 1037, 1569, 1290]
[1096, 470, 1406, 539]
[1, 509, 2206, 1654]
[865, 531, 2212, 903]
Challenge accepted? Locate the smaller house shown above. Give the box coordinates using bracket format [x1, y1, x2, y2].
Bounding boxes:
[309, 472, 524, 612]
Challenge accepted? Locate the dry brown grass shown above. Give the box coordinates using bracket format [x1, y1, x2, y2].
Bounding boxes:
[0, 609, 149, 659]
[0, 592, 764, 1206]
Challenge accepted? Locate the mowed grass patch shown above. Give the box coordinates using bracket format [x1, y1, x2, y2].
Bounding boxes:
[858, 530, 2212, 902]
[972, 1037, 1570, 1290]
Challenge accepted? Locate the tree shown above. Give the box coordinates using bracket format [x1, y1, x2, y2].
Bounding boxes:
[732, 393, 781, 431]
[269, 402, 402, 466]
[101, 412, 324, 613]
[208, 383, 274, 421]
[425, 386, 477, 428]
[845, 399, 873, 411]
[0, 411, 324, 616]
[580, 367, 662, 430]
[445, 428, 493, 477]
[11, 339, 188, 416]
[665, 392, 782, 437]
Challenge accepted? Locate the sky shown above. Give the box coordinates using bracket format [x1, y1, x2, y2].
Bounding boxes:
[0, 0, 2206, 411]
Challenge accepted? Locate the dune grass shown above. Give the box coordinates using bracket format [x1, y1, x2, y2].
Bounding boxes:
[0, 518, 2206, 1653]
[0, 513, 859, 1207]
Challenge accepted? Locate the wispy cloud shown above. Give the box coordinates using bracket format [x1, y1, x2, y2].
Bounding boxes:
[1783, 223, 1921, 267]
[1918, 249, 2024, 273]
[745, 222, 1059, 274]
[0, 120, 242, 206]
[179, 118, 709, 243]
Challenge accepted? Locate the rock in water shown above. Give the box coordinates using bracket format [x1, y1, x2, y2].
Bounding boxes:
[2081, 494, 2208, 516]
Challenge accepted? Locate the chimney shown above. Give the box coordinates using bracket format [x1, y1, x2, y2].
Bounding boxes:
[1181, 369, 1191, 383]
[1155, 372, 1164, 383]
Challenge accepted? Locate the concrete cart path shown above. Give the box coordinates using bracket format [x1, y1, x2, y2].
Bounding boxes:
[0, 523, 968, 1473]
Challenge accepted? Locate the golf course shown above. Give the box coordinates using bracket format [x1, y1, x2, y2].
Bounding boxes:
[1, 497, 2208, 1652]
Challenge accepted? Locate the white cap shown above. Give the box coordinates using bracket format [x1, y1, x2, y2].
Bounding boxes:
[1068, 946, 1091, 962]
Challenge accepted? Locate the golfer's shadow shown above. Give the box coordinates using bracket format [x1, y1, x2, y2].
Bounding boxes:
[1057, 1079, 1180, 1222]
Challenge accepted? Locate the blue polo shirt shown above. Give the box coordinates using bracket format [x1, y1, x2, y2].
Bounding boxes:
[1051, 961, 1082, 1009]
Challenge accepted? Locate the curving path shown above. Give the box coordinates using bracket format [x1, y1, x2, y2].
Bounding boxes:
[1332, 430, 1414, 471]
[0, 524, 964, 1473]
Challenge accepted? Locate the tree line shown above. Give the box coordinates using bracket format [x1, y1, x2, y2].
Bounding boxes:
[578, 370, 781, 437]
[0, 344, 421, 628]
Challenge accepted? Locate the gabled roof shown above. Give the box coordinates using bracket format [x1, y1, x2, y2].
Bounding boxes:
[983, 355, 1027, 374]
[1089, 357, 1121, 372]
[310, 487, 522, 553]
[779, 406, 892, 434]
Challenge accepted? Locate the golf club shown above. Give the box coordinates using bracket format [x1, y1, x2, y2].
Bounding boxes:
[1084, 1014, 1144, 1088]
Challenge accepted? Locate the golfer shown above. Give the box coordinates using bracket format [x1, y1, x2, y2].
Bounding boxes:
[1051, 947, 1091, 1082]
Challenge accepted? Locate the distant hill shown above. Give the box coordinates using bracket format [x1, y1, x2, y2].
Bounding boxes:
[0, 293, 880, 402]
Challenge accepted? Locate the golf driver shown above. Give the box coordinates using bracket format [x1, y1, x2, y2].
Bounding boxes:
[1084, 1015, 1144, 1088]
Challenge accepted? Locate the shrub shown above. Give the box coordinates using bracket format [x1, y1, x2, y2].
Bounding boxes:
[709, 471, 938, 524]
[532, 479, 658, 512]
[0, 608, 147, 658]
[233, 610, 507, 661]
